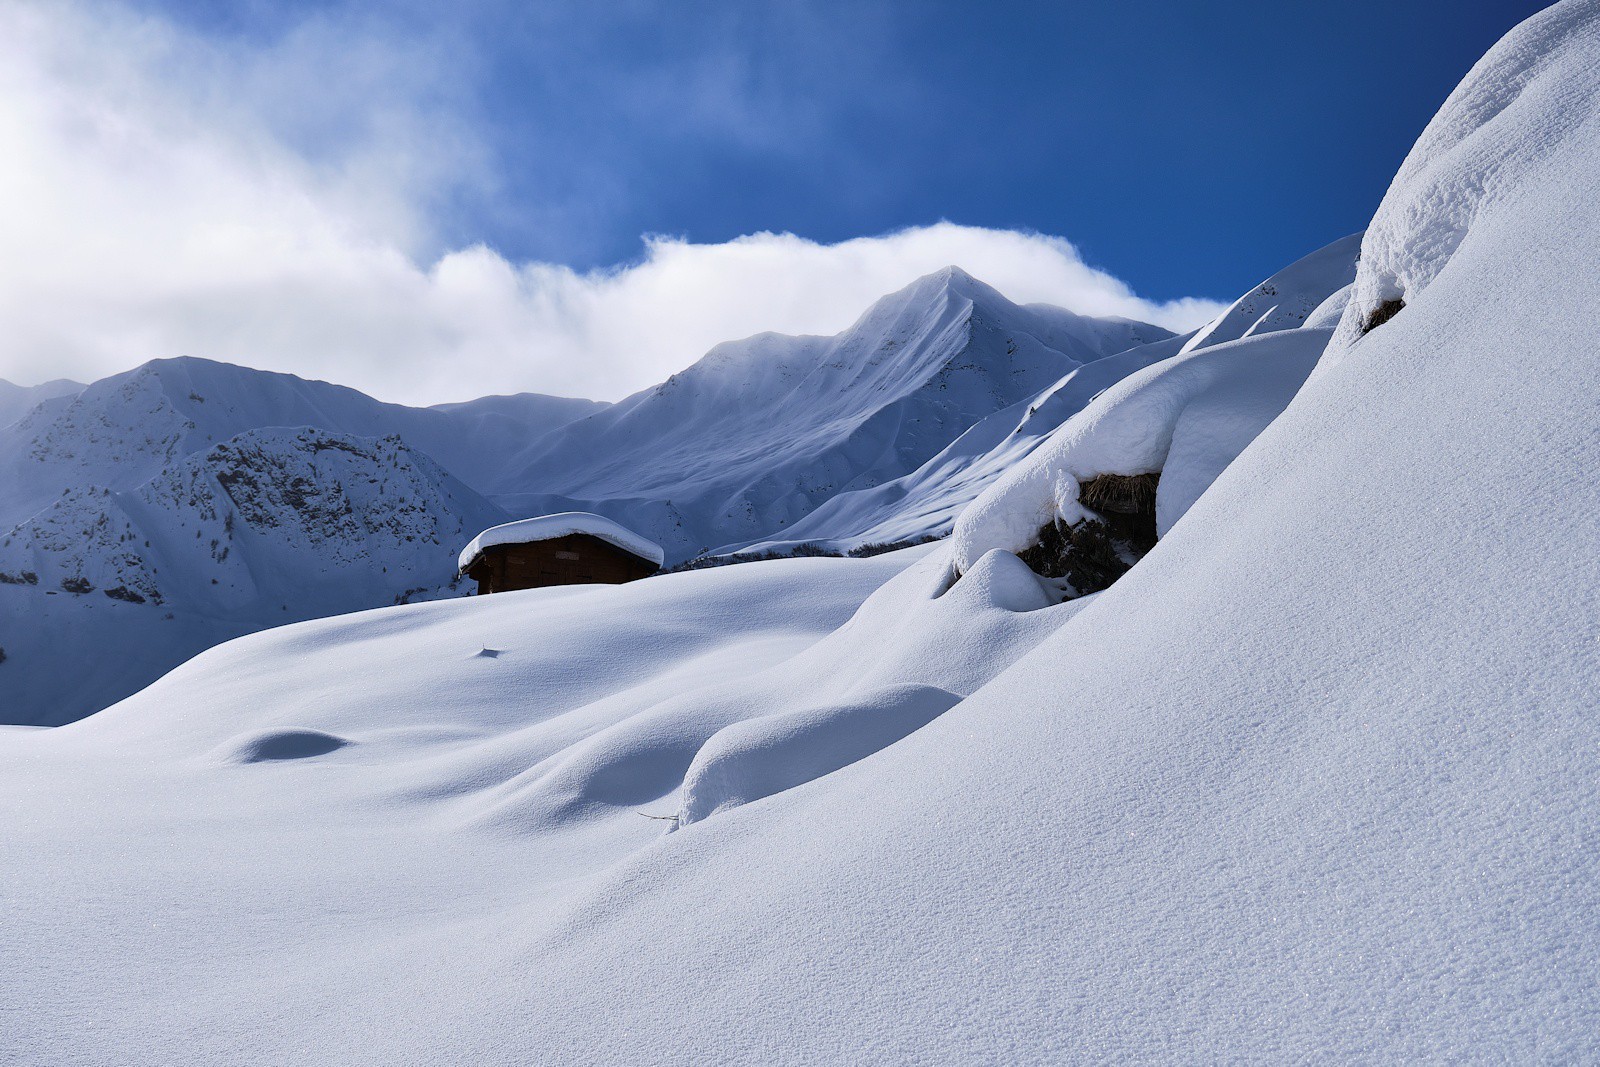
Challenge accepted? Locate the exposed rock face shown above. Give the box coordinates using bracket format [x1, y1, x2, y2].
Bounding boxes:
[1360, 297, 1406, 335]
[1077, 472, 1160, 551]
[1017, 472, 1160, 597]
[0, 487, 166, 605]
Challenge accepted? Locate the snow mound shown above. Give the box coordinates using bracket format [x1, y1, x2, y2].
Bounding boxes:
[952, 326, 1330, 571]
[679, 683, 960, 826]
[1330, 1, 1600, 355]
[458, 512, 664, 572]
[222, 729, 351, 764]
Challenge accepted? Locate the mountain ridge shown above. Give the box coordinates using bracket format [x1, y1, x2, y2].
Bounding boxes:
[494, 265, 1173, 559]
[0, 266, 1183, 724]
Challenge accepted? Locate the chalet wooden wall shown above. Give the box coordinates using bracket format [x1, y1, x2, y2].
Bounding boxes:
[466, 533, 657, 594]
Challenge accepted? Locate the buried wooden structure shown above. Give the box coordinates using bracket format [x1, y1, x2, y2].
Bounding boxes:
[458, 513, 662, 594]
[462, 534, 658, 593]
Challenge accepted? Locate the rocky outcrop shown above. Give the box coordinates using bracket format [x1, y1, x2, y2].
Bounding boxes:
[1017, 472, 1160, 597]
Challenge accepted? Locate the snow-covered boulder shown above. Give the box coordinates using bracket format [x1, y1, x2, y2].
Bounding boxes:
[951, 326, 1330, 573]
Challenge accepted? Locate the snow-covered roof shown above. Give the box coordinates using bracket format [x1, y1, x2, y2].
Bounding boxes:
[458, 512, 664, 572]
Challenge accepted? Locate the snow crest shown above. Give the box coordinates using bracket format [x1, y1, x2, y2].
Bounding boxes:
[1328, 0, 1600, 355]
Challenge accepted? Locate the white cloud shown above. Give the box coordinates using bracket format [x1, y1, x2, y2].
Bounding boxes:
[0, 2, 1226, 406]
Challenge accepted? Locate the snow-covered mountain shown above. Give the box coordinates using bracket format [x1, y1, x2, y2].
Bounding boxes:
[0, 357, 605, 529]
[751, 235, 1358, 555]
[4, 1, 1597, 1061]
[0, 362, 602, 725]
[0, 270, 1174, 725]
[0, 426, 509, 725]
[0, 377, 82, 430]
[495, 266, 1173, 559]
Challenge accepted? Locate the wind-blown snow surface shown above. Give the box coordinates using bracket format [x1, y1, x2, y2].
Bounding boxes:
[5, 3, 1600, 1060]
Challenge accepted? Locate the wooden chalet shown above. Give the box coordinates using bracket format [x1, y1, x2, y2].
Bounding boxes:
[458, 513, 662, 594]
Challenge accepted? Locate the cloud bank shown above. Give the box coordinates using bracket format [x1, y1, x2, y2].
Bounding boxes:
[0, 2, 1225, 406]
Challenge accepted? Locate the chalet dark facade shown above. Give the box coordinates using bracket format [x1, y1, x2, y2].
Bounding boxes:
[461, 532, 658, 594]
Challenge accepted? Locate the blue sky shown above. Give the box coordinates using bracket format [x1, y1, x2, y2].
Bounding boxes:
[0, 0, 1554, 402]
[136, 0, 1546, 301]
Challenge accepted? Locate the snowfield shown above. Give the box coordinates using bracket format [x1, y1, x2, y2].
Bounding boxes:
[4, 0, 1600, 1062]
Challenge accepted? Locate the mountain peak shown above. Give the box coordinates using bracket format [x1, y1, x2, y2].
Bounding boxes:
[930, 263, 978, 287]
[888, 264, 1001, 310]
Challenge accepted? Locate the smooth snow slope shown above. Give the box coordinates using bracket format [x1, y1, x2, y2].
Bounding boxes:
[3, 2, 1599, 1061]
